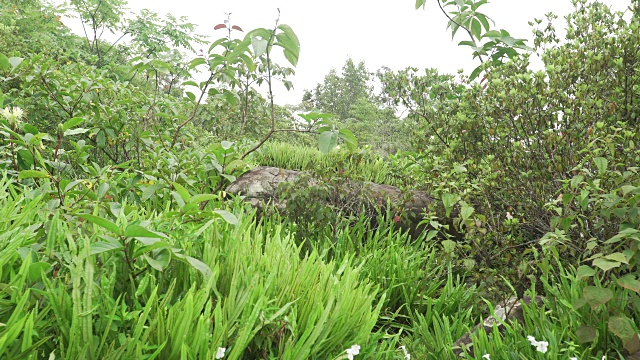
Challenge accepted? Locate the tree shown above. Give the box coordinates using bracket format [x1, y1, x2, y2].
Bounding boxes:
[306, 58, 371, 120]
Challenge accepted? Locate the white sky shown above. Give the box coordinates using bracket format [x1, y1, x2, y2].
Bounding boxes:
[59, 0, 630, 105]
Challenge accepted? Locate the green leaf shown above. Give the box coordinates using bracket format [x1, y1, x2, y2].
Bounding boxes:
[594, 157, 608, 175]
[189, 58, 207, 69]
[214, 209, 239, 225]
[142, 184, 167, 200]
[475, 13, 492, 31]
[96, 130, 106, 148]
[592, 258, 621, 271]
[442, 193, 460, 217]
[64, 128, 89, 136]
[96, 182, 110, 199]
[189, 194, 217, 204]
[221, 140, 233, 150]
[9, 57, 24, 69]
[62, 117, 84, 132]
[90, 240, 124, 255]
[28, 262, 51, 282]
[576, 265, 596, 280]
[144, 249, 171, 271]
[77, 214, 122, 236]
[18, 170, 50, 179]
[469, 65, 483, 81]
[576, 325, 597, 344]
[338, 128, 358, 151]
[171, 182, 191, 202]
[0, 54, 9, 71]
[318, 130, 338, 154]
[182, 80, 198, 87]
[124, 224, 168, 239]
[251, 35, 268, 58]
[172, 252, 212, 279]
[583, 286, 613, 309]
[442, 239, 456, 253]
[604, 252, 628, 264]
[276, 24, 300, 66]
[460, 202, 474, 223]
[470, 18, 482, 40]
[571, 175, 585, 188]
[238, 53, 256, 72]
[608, 316, 636, 343]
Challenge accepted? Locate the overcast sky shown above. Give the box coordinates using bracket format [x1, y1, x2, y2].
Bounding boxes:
[60, 0, 629, 105]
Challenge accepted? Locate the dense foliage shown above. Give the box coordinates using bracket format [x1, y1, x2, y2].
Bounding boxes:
[1, 0, 640, 359]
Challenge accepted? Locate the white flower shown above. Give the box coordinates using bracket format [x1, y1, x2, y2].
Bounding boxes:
[483, 354, 491, 360]
[400, 345, 411, 360]
[0, 106, 25, 128]
[0, 107, 9, 119]
[570, 357, 578, 360]
[215, 347, 226, 359]
[526, 335, 549, 354]
[345, 344, 360, 360]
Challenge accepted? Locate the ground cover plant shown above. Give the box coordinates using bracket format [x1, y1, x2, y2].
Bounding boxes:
[1, 0, 640, 359]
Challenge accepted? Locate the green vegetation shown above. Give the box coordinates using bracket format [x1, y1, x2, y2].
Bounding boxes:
[1, 0, 640, 359]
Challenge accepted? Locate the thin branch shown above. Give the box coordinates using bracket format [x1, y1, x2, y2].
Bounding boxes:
[169, 71, 216, 148]
[103, 31, 130, 57]
[436, 0, 485, 63]
[240, 13, 281, 160]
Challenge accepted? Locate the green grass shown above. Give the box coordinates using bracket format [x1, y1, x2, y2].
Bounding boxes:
[0, 172, 637, 359]
[250, 141, 396, 185]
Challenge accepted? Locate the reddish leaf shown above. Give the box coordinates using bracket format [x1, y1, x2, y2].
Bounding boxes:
[214, 24, 227, 30]
[608, 316, 636, 343]
[625, 333, 640, 355]
[231, 25, 244, 32]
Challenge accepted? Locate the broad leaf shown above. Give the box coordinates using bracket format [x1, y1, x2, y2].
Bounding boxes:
[617, 275, 640, 294]
[28, 262, 51, 282]
[9, 57, 24, 69]
[576, 325, 597, 344]
[173, 252, 213, 279]
[61, 117, 84, 132]
[251, 35, 268, 58]
[442, 240, 456, 253]
[338, 128, 358, 151]
[64, 128, 89, 136]
[171, 182, 191, 202]
[575, 265, 596, 280]
[608, 316, 636, 343]
[77, 214, 122, 235]
[214, 209, 239, 225]
[594, 157, 608, 175]
[142, 184, 167, 200]
[460, 202, 474, 223]
[583, 286, 613, 309]
[18, 170, 50, 179]
[124, 224, 168, 239]
[90, 240, 124, 255]
[189, 194, 217, 204]
[144, 249, 171, 271]
[0, 54, 9, 71]
[442, 193, 460, 217]
[318, 130, 338, 154]
[592, 258, 621, 272]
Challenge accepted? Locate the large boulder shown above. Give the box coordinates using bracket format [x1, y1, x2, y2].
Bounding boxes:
[226, 166, 435, 236]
